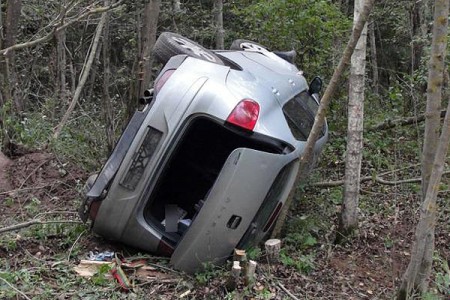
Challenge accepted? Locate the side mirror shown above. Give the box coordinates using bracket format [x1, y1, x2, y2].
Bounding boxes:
[309, 77, 323, 95]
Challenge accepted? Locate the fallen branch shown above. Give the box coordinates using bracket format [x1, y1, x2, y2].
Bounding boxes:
[0, 0, 123, 56]
[367, 110, 446, 131]
[277, 282, 300, 300]
[312, 170, 450, 188]
[0, 277, 31, 300]
[0, 219, 82, 234]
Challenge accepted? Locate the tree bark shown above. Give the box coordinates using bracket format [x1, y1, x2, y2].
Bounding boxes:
[214, 0, 224, 50]
[337, 0, 368, 242]
[53, 11, 108, 140]
[421, 0, 448, 201]
[271, 0, 376, 238]
[398, 0, 449, 298]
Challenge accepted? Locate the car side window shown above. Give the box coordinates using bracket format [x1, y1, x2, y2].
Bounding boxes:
[283, 91, 323, 141]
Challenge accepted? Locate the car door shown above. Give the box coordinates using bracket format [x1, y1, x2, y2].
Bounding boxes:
[170, 147, 296, 272]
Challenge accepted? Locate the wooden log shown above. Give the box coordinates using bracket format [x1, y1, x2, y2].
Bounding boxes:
[265, 239, 281, 263]
[226, 261, 242, 290]
[244, 260, 257, 286]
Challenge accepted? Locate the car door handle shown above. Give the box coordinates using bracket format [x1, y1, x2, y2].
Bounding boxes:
[227, 215, 242, 229]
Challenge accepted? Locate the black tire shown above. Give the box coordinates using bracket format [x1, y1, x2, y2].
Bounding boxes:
[229, 39, 269, 52]
[153, 32, 223, 65]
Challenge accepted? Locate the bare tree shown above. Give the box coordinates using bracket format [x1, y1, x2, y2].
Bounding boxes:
[398, 0, 449, 298]
[271, 0, 376, 237]
[53, 12, 108, 140]
[337, 0, 368, 242]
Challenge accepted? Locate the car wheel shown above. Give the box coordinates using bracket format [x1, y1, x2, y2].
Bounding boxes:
[153, 32, 224, 65]
[229, 39, 270, 53]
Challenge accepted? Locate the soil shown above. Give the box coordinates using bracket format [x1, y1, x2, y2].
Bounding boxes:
[0, 150, 448, 299]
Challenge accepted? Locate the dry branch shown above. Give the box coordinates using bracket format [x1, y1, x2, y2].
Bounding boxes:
[368, 110, 446, 131]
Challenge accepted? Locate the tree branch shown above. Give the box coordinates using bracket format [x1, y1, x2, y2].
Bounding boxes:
[367, 110, 446, 131]
[0, 219, 82, 234]
[0, 0, 123, 56]
[313, 170, 450, 187]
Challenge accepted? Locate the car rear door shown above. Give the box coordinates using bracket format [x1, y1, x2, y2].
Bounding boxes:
[170, 147, 295, 272]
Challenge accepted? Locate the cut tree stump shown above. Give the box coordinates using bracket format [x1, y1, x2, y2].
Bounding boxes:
[245, 260, 257, 286]
[265, 239, 281, 263]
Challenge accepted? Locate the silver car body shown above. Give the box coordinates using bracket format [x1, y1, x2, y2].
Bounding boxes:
[83, 46, 327, 273]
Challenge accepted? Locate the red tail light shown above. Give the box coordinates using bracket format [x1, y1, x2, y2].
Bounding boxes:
[226, 99, 260, 131]
[155, 69, 176, 93]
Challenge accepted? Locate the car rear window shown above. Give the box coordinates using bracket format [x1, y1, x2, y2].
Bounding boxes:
[283, 91, 323, 141]
[120, 126, 162, 190]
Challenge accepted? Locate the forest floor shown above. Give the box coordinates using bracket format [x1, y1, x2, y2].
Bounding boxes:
[0, 148, 449, 299]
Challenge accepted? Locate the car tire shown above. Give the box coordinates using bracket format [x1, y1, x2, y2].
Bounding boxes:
[153, 32, 224, 65]
[229, 39, 269, 52]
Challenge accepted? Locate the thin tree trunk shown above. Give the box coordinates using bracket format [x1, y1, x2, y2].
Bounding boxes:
[137, 0, 161, 97]
[214, 0, 224, 50]
[271, 0, 376, 238]
[420, 0, 448, 200]
[2, 0, 22, 112]
[56, 29, 68, 102]
[53, 12, 108, 140]
[102, 0, 115, 152]
[337, 0, 368, 242]
[398, 0, 449, 298]
[369, 19, 378, 95]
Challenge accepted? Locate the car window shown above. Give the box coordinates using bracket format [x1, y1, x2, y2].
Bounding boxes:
[283, 91, 323, 141]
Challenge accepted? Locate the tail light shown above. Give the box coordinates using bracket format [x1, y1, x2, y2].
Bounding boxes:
[226, 99, 260, 131]
[155, 69, 176, 93]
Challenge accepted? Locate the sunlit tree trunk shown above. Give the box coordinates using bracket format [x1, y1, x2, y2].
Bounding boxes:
[214, 0, 224, 50]
[420, 0, 448, 201]
[398, 0, 449, 298]
[337, 0, 368, 242]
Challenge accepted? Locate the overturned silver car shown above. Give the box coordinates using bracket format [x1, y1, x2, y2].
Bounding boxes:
[79, 32, 328, 273]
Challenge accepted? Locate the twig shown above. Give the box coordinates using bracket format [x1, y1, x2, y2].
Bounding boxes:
[277, 282, 300, 300]
[0, 277, 32, 300]
[67, 229, 86, 261]
[18, 157, 53, 190]
[0, 219, 82, 234]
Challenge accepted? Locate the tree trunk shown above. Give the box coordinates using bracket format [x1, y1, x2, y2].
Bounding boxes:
[56, 26, 67, 103]
[337, 0, 368, 242]
[214, 0, 224, 50]
[1, 0, 22, 111]
[102, 0, 115, 152]
[369, 19, 378, 95]
[398, 0, 449, 298]
[420, 0, 448, 201]
[271, 0, 376, 238]
[137, 0, 161, 98]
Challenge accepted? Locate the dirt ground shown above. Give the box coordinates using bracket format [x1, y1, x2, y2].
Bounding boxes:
[0, 150, 449, 299]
